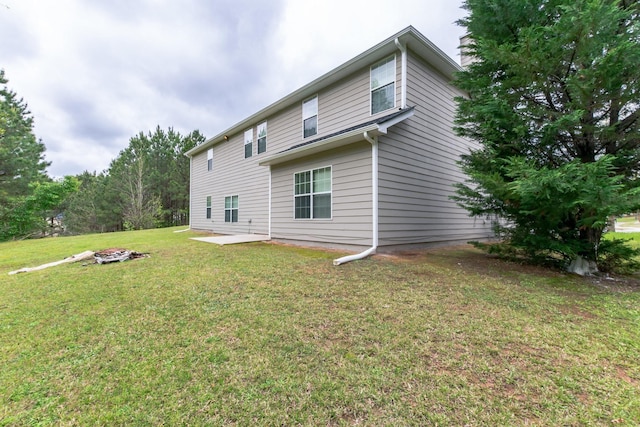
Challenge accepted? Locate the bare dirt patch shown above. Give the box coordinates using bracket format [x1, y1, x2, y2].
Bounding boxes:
[382, 244, 640, 292]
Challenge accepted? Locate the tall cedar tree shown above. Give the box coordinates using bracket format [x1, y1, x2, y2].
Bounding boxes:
[454, 0, 640, 271]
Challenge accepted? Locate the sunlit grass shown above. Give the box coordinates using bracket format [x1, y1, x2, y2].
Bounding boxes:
[1, 228, 639, 425]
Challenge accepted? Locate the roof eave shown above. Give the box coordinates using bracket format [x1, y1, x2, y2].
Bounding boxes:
[258, 108, 415, 167]
[186, 26, 457, 158]
[258, 125, 381, 167]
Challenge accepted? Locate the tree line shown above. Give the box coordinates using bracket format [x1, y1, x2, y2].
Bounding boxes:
[65, 127, 204, 234]
[0, 70, 204, 241]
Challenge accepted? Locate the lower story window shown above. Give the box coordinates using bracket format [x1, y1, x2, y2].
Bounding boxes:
[206, 196, 212, 219]
[294, 166, 331, 219]
[225, 195, 238, 222]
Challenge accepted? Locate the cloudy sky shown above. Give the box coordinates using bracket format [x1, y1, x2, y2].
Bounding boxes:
[0, 0, 468, 177]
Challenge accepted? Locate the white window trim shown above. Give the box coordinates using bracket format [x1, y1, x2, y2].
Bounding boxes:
[302, 95, 319, 139]
[244, 129, 253, 158]
[370, 55, 396, 116]
[224, 195, 239, 223]
[207, 148, 213, 171]
[257, 121, 267, 154]
[292, 165, 333, 220]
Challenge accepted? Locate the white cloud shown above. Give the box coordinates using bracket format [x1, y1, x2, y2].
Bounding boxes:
[0, 0, 466, 177]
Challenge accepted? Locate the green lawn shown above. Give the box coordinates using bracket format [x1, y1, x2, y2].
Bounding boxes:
[1, 228, 639, 426]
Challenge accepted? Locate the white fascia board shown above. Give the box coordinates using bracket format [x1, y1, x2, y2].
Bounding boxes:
[258, 125, 381, 167]
[378, 108, 415, 133]
[258, 107, 415, 166]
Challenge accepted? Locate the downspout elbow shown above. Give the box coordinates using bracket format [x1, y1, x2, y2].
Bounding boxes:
[333, 130, 379, 266]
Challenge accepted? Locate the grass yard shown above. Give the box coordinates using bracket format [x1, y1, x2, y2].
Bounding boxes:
[1, 228, 639, 426]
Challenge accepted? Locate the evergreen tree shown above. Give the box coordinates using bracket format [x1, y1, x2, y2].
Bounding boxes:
[105, 126, 203, 231]
[0, 70, 49, 202]
[64, 171, 123, 234]
[454, 0, 640, 272]
[0, 70, 54, 240]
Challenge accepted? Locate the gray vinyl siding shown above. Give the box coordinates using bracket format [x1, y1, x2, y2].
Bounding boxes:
[270, 141, 373, 246]
[190, 131, 269, 235]
[377, 50, 493, 247]
[190, 56, 396, 237]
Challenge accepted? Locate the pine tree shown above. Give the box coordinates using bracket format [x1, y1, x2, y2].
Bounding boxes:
[0, 70, 49, 202]
[454, 0, 640, 272]
[0, 70, 54, 240]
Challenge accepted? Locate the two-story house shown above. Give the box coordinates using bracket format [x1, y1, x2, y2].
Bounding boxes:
[185, 26, 493, 261]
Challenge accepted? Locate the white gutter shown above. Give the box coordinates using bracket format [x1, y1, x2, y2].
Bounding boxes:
[333, 131, 379, 265]
[395, 38, 407, 109]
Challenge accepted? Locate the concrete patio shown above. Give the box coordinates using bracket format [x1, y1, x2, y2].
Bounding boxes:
[190, 234, 271, 246]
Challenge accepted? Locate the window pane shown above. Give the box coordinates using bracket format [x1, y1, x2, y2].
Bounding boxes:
[371, 57, 395, 90]
[225, 210, 231, 222]
[258, 138, 266, 154]
[225, 196, 231, 209]
[313, 194, 331, 218]
[206, 208, 211, 219]
[257, 122, 267, 138]
[295, 171, 311, 195]
[231, 209, 238, 223]
[258, 137, 266, 154]
[295, 195, 311, 219]
[372, 83, 394, 114]
[245, 142, 252, 158]
[232, 195, 239, 209]
[304, 116, 317, 138]
[313, 167, 331, 193]
[302, 97, 317, 119]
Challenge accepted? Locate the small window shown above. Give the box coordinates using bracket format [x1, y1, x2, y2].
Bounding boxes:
[207, 149, 213, 171]
[371, 56, 395, 114]
[257, 122, 267, 154]
[294, 166, 331, 219]
[302, 96, 318, 138]
[244, 129, 253, 158]
[225, 195, 238, 223]
[206, 196, 212, 219]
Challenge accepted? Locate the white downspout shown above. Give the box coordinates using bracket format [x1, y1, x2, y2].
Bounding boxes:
[333, 131, 378, 265]
[394, 38, 407, 109]
[188, 156, 193, 230]
[268, 166, 272, 238]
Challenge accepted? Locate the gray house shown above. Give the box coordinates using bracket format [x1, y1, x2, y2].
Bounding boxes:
[185, 26, 492, 261]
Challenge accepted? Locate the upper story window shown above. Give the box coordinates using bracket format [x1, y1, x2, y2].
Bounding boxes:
[302, 96, 318, 138]
[207, 148, 213, 171]
[371, 56, 396, 114]
[257, 122, 267, 154]
[294, 166, 331, 219]
[244, 129, 253, 158]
